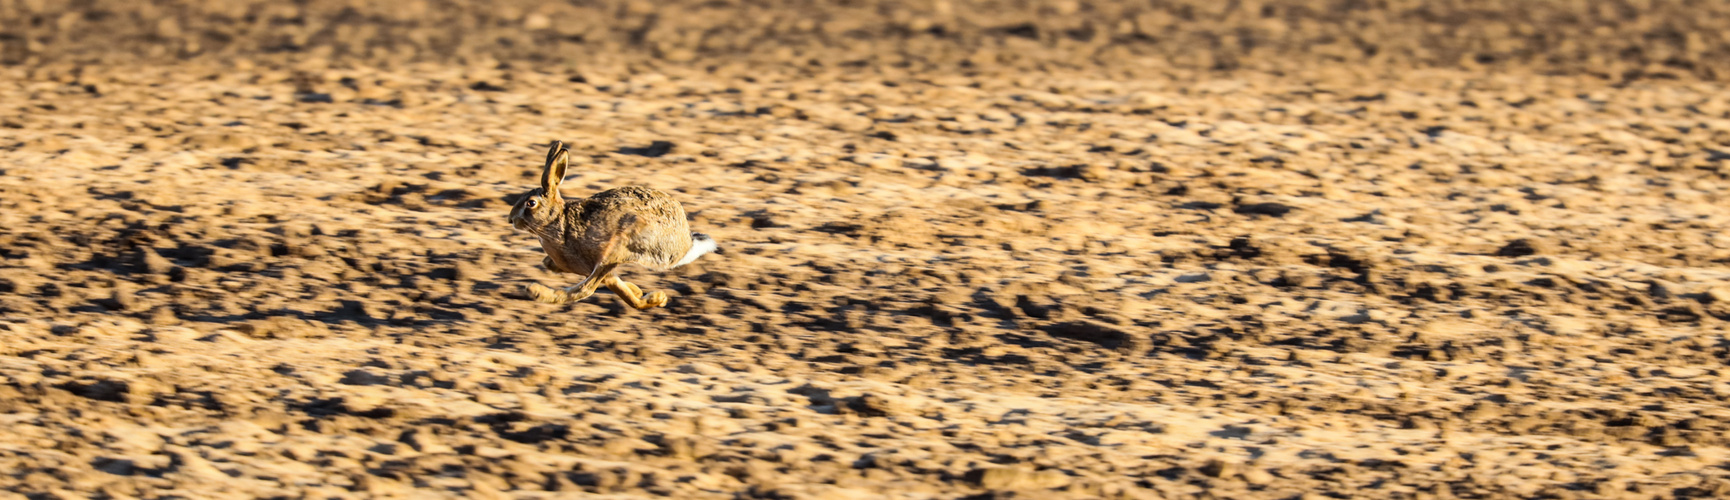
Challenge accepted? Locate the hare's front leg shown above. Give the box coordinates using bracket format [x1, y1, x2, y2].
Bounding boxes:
[526, 263, 618, 304]
[604, 275, 669, 310]
[524, 283, 567, 303]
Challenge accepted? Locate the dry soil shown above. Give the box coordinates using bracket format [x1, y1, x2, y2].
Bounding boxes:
[4, 1, 1730, 499]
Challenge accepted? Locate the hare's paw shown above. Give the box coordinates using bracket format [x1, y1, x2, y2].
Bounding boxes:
[524, 283, 566, 304]
[643, 291, 670, 309]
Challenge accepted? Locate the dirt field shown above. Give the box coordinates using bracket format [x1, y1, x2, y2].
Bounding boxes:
[5, 1, 1730, 499]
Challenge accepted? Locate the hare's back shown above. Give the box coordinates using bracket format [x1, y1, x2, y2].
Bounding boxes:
[580, 186, 694, 270]
[583, 186, 687, 224]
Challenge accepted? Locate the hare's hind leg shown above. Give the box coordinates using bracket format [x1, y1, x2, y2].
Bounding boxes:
[527, 263, 619, 304]
[605, 275, 669, 310]
[622, 279, 671, 308]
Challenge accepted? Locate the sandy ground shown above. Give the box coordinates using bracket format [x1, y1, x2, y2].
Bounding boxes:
[5, 1, 1730, 499]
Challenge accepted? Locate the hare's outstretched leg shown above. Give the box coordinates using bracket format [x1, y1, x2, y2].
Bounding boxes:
[524, 214, 647, 305]
[619, 280, 644, 298]
[605, 275, 669, 310]
[526, 219, 638, 304]
[527, 263, 618, 304]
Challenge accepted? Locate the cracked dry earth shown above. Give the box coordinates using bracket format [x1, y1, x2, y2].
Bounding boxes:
[5, 60, 1730, 499]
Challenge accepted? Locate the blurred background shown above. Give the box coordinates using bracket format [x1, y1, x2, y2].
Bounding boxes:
[4, 0, 1728, 80]
[6, 2, 1730, 499]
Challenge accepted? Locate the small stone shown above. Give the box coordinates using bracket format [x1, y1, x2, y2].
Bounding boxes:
[1647, 280, 1675, 301]
[104, 282, 138, 311]
[399, 429, 453, 454]
[675, 362, 727, 376]
[340, 369, 390, 386]
[1076, 164, 1112, 182]
[239, 316, 316, 339]
[1496, 238, 1545, 257]
[1199, 459, 1238, 478]
[846, 393, 902, 417]
[147, 306, 179, 326]
[139, 249, 174, 275]
[453, 261, 485, 281]
[1234, 202, 1296, 217]
[1278, 269, 1322, 288]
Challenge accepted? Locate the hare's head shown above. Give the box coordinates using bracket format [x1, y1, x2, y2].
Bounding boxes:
[509, 141, 571, 233]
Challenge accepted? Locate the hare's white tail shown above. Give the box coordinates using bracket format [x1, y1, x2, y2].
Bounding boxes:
[674, 233, 718, 267]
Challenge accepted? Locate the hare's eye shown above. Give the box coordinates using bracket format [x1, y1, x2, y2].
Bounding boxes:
[525, 199, 538, 208]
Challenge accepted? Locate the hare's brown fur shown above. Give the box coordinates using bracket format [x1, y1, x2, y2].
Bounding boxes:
[551, 186, 695, 273]
[509, 142, 718, 309]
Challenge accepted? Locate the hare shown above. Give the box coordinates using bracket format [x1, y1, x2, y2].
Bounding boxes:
[509, 141, 719, 309]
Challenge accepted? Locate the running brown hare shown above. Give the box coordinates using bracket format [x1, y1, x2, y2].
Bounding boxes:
[508, 141, 719, 309]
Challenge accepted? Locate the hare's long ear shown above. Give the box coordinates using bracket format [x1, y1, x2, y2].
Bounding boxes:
[540, 142, 569, 195]
[544, 141, 564, 167]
